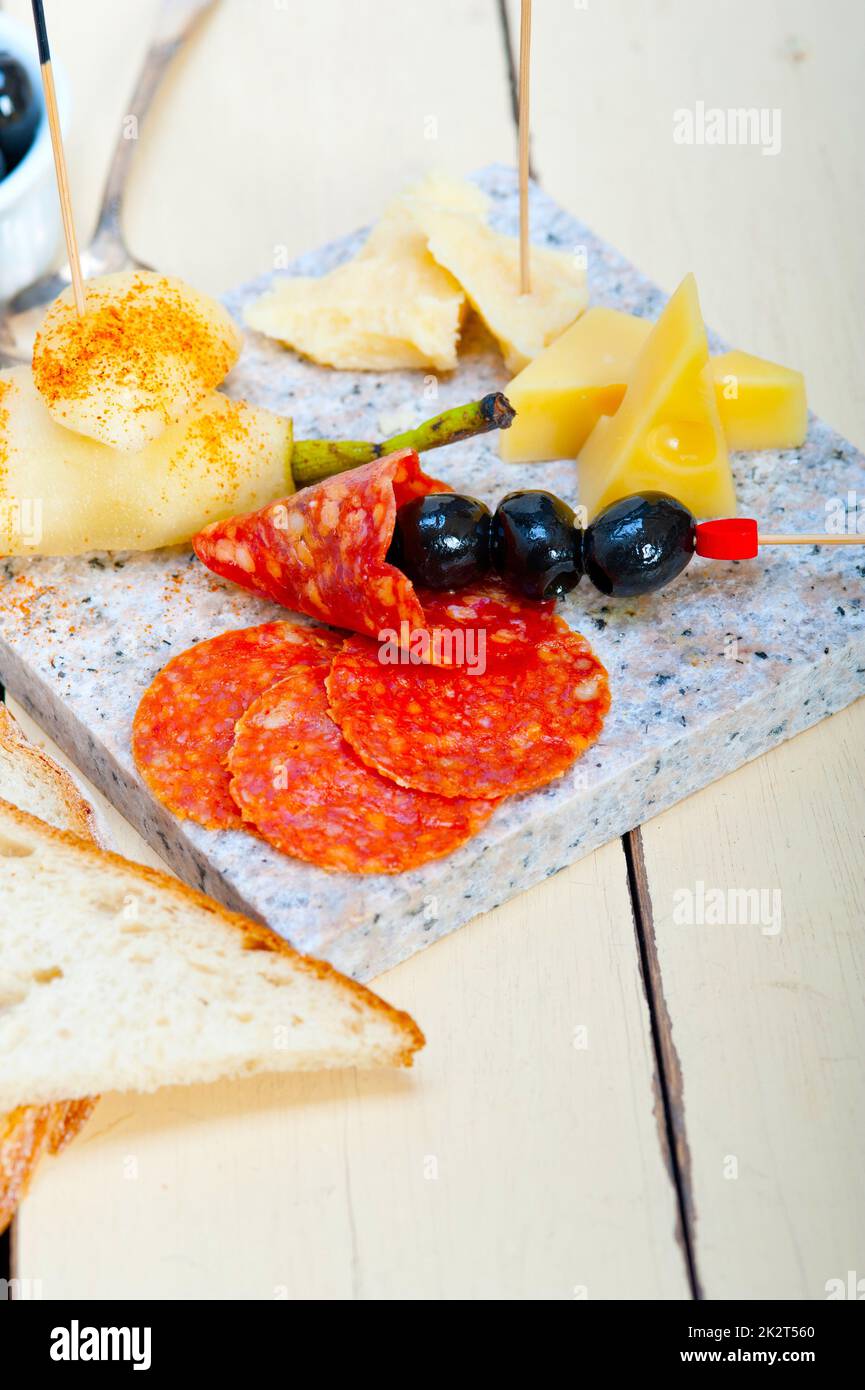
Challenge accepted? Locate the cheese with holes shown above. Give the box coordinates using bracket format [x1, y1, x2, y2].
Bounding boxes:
[577, 275, 735, 520]
[503, 311, 807, 463]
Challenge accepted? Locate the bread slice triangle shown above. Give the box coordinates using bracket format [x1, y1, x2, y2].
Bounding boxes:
[0, 705, 98, 845]
[0, 705, 102, 1233]
[0, 798, 423, 1110]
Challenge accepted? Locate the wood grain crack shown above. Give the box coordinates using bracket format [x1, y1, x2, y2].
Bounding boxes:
[624, 827, 704, 1300]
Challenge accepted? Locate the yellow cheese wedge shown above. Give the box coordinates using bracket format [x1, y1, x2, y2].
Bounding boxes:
[577, 274, 735, 520]
[712, 349, 807, 450]
[407, 199, 587, 374]
[500, 307, 652, 461]
[502, 312, 807, 463]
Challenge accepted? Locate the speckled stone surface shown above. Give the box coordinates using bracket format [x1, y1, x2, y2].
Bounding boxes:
[1, 165, 863, 980]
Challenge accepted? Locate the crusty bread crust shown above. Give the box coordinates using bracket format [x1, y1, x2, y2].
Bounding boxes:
[0, 796, 426, 1070]
[0, 705, 99, 844]
[0, 709, 101, 1235]
[0, 1098, 98, 1234]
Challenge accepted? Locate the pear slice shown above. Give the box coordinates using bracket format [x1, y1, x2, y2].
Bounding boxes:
[32, 271, 243, 453]
[0, 368, 291, 556]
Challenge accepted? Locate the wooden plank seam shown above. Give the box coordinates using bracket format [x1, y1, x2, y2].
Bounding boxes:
[624, 827, 704, 1299]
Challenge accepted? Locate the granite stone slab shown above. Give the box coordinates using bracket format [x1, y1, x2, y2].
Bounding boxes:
[1, 165, 863, 980]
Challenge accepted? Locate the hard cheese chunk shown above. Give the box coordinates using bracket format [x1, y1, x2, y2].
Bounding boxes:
[359, 173, 490, 260]
[503, 312, 807, 463]
[408, 199, 587, 374]
[245, 175, 477, 373]
[577, 274, 735, 520]
[500, 307, 652, 461]
[712, 350, 807, 450]
[0, 368, 292, 555]
[246, 255, 464, 372]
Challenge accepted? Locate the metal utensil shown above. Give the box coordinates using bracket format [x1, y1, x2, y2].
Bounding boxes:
[0, 0, 216, 366]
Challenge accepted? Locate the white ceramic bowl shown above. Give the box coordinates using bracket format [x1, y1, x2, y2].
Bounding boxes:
[0, 14, 70, 302]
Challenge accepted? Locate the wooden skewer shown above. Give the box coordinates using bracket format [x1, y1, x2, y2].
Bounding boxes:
[759, 534, 864, 545]
[31, 0, 86, 317]
[697, 516, 864, 560]
[517, 0, 532, 295]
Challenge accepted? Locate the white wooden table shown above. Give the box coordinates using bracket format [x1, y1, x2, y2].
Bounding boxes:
[4, 0, 864, 1300]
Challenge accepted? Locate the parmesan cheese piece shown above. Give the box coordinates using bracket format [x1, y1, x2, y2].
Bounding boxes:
[502, 309, 808, 463]
[245, 175, 483, 372]
[406, 199, 587, 373]
[245, 255, 465, 372]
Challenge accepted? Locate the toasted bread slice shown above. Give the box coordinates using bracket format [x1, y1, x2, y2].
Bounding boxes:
[0, 705, 100, 1234]
[0, 798, 423, 1111]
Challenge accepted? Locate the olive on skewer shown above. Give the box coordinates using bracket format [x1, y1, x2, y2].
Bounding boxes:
[492, 491, 583, 599]
[388, 488, 863, 602]
[388, 494, 492, 590]
[581, 493, 695, 597]
[389, 489, 698, 600]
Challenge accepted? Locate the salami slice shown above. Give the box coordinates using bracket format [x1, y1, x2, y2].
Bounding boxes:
[325, 583, 610, 801]
[227, 660, 496, 874]
[192, 448, 450, 643]
[133, 622, 340, 829]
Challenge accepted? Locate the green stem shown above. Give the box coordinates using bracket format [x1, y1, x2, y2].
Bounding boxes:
[290, 392, 515, 488]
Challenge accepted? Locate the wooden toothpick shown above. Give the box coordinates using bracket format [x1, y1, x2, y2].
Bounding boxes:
[518, 0, 532, 295]
[696, 517, 865, 562]
[758, 534, 864, 546]
[31, 0, 86, 316]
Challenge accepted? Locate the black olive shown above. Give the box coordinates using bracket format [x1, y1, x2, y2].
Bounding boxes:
[491, 490, 583, 600]
[388, 493, 492, 590]
[0, 54, 40, 174]
[583, 492, 696, 597]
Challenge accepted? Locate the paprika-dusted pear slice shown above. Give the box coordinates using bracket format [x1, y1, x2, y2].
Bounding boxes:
[193, 448, 450, 642]
[32, 271, 243, 452]
[0, 368, 292, 556]
[577, 274, 735, 521]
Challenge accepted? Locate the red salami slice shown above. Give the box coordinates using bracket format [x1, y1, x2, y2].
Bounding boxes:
[133, 622, 340, 829]
[325, 583, 611, 801]
[227, 660, 496, 875]
[192, 448, 450, 643]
